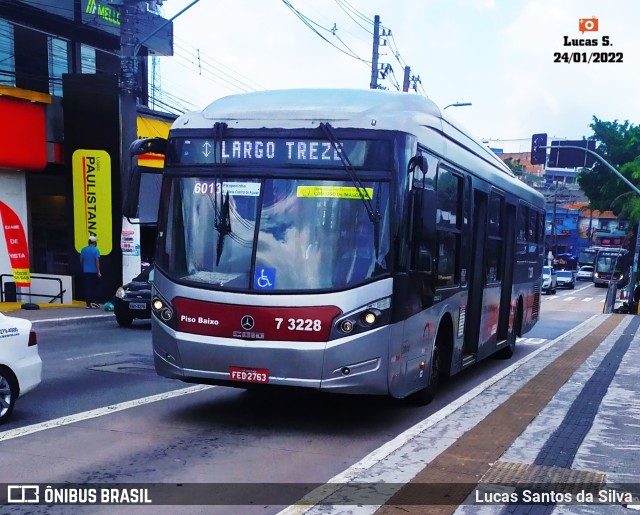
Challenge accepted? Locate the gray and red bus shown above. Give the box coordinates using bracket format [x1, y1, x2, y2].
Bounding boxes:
[126, 89, 545, 404]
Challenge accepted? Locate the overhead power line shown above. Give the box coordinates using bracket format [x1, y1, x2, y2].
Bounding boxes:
[281, 0, 371, 65]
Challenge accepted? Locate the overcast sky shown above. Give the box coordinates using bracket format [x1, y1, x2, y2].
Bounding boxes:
[157, 0, 638, 152]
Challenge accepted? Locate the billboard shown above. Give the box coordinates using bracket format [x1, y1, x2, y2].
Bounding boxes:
[82, 0, 173, 56]
[72, 150, 113, 255]
[0, 201, 31, 287]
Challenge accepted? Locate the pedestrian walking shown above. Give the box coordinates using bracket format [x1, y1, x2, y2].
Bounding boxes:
[80, 236, 102, 308]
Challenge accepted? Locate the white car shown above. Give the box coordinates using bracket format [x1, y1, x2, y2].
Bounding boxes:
[0, 313, 42, 424]
[542, 266, 557, 294]
[576, 265, 594, 281]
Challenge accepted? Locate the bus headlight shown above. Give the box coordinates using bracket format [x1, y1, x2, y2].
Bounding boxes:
[340, 320, 354, 333]
[151, 289, 175, 328]
[362, 309, 380, 326]
[331, 297, 391, 340]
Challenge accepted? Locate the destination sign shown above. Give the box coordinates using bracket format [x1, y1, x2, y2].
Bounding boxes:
[169, 138, 391, 168]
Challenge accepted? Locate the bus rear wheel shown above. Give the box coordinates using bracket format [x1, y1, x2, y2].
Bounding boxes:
[497, 303, 521, 359]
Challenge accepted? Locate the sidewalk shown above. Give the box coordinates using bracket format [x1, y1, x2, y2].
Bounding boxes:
[0, 301, 113, 326]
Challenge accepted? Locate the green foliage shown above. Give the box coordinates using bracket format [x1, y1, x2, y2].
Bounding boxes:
[577, 118, 640, 220]
[503, 157, 524, 175]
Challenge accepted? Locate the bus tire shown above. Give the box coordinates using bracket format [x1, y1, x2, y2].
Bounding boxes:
[497, 302, 521, 360]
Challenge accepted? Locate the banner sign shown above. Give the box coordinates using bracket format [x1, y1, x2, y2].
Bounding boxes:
[0, 201, 31, 287]
[72, 150, 113, 255]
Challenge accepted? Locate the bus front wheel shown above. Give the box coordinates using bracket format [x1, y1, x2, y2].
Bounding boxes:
[406, 342, 442, 406]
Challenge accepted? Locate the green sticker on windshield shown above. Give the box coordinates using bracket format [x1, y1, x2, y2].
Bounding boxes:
[297, 186, 373, 199]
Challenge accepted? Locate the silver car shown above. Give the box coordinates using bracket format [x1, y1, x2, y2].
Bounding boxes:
[542, 266, 557, 294]
[576, 265, 594, 281]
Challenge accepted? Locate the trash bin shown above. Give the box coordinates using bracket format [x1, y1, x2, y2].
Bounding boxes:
[3, 281, 17, 302]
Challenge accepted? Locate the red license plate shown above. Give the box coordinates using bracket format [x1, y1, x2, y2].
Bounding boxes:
[229, 367, 269, 384]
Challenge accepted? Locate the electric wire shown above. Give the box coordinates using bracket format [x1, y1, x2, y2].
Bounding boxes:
[281, 0, 371, 66]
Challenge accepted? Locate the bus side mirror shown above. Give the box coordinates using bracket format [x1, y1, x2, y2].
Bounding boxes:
[129, 138, 166, 156]
[123, 138, 166, 220]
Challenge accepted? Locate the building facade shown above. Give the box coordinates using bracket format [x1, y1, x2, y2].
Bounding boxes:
[0, 0, 173, 303]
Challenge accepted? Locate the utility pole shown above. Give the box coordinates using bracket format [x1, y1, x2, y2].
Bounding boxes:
[402, 66, 410, 92]
[118, 0, 144, 284]
[552, 181, 558, 260]
[119, 0, 140, 204]
[370, 15, 380, 89]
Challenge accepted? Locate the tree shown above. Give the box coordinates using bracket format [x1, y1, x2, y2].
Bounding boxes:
[578, 118, 640, 221]
[503, 157, 524, 176]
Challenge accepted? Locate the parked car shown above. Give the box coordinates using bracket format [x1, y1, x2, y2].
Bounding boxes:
[576, 265, 594, 281]
[542, 266, 557, 294]
[556, 270, 576, 289]
[0, 313, 42, 424]
[113, 267, 153, 327]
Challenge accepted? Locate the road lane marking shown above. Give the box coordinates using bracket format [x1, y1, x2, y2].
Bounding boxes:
[543, 283, 594, 301]
[563, 296, 576, 301]
[65, 351, 122, 361]
[0, 385, 214, 442]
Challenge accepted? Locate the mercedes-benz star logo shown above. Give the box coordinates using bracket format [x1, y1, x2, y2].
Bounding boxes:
[241, 315, 255, 330]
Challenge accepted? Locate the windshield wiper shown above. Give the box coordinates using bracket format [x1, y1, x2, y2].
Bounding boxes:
[215, 191, 232, 266]
[319, 122, 381, 260]
[211, 121, 231, 266]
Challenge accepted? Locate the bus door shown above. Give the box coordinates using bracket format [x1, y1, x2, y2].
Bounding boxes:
[463, 189, 488, 363]
[496, 202, 516, 343]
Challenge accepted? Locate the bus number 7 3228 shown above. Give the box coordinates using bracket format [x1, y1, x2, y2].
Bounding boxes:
[124, 89, 545, 405]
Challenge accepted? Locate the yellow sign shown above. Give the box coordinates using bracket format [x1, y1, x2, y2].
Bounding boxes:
[136, 116, 172, 168]
[12, 268, 31, 286]
[297, 186, 373, 199]
[72, 150, 113, 255]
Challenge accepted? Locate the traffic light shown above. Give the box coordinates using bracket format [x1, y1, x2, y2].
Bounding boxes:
[530, 133, 547, 165]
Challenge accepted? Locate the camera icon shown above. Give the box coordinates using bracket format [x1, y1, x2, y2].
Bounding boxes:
[579, 17, 599, 33]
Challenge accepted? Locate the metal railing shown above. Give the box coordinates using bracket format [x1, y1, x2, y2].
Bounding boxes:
[0, 274, 65, 304]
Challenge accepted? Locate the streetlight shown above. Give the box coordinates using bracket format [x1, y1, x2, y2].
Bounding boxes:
[443, 102, 472, 110]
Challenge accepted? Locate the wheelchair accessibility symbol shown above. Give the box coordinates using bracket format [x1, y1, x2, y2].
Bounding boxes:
[254, 267, 276, 289]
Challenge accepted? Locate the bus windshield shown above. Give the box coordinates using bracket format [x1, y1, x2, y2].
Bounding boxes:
[156, 176, 391, 291]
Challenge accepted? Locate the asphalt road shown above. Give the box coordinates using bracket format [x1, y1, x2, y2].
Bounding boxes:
[0, 283, 609, 514]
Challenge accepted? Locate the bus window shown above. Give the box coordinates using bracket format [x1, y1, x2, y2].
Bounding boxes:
[516, 204, 528, 259]
[436, 167, 462, 286]
[436, 168, 461, 229]
[437, 232, 457, 287]
[527, 210, 538, 260]
[411, 150, 437, 190]
[488, 192, 502, 237]
[486, 192, 504, 283]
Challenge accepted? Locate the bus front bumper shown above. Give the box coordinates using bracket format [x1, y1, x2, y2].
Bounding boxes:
[152, 321, 391, 396]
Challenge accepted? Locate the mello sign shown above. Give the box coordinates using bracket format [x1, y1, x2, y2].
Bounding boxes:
[0, 201, 31, 287]
[72, 149, 113, 255]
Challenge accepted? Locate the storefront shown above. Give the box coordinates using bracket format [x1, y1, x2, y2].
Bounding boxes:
[0, 87, 54, 302]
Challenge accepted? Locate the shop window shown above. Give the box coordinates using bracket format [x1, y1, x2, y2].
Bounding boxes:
[48, 36, 69, 96]
[81, 44, 96, 74]
[0, 20, 15, 86]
